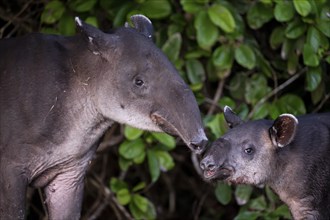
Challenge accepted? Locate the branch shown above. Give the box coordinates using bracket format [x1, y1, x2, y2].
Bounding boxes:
[87, 175, 134, 220]
[207, 79, 226, 116]
[313, 93, 330, 113]
[248, 68, 307, 119]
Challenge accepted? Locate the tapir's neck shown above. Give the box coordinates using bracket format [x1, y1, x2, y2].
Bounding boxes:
[268, 150, 321, 220]
[37, 45, 115, 156]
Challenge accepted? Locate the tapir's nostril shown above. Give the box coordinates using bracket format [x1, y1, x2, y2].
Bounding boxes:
[200, 158, 216, 171]
[190, 139, 208, 154]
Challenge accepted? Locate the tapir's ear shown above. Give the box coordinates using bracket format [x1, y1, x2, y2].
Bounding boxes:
[75, 17, 113, 54]
[223, 106, 244, 128]
[269, 114, 298, 148]
[125, 14, 153, 40]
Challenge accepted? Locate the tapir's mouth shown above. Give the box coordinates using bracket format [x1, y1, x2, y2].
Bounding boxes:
[203, 167, 232, 181]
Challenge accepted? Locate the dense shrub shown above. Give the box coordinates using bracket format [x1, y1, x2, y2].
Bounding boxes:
[1, 0, 329, 219]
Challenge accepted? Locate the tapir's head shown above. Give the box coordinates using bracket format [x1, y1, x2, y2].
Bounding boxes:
[200, 106, 298, 185]
[74, 15, 207, 154]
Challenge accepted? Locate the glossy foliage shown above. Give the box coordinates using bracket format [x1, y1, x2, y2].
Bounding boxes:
[2, 0, 329, 219]
[39, 0, 329, 219]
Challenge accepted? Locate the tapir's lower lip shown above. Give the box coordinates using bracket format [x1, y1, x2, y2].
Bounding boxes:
[150, 112, 189, 143]
[150, 113, 179, 136]
[150, 112, 207, 154]
[204, 168, 232, 180]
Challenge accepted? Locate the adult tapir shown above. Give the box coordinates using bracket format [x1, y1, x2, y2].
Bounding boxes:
[0, 15, 208, 219]
[200, 106, 330, 220]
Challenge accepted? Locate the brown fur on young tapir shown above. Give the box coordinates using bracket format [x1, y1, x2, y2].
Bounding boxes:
[0, 15, 208, 220]
[200, 106, 330, 220]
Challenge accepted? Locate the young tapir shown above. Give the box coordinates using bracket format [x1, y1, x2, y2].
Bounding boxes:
[200, 106, 330, 219]
[0, 15, 208, 220]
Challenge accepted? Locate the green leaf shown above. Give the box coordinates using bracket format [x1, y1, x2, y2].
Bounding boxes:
[205, 113, 228, 137]
[235, 185, 253, 205]
[129, 196, 157, 220]
[234, 211, 260, 220]
[129, 201, 144, 220]
[162, 33, 182, 63]
[208, 4, 236, 33]
[249, 195, 267, 211]
[117, 188, 131, 205]
[281, 38, 294, 60]
[124, 125, 144, 140]
[251, 103, 269, 120]
[305, 66, 322, 92]
[69, 0, 97, 12]
[132, 194, 148, 212]
[185, 59, 206, 84]
[306, 26, 322, 52]
[119, 139, 145, 160]
[145, 199, 157, 220]
[303, 43, 320, 67]
[147, 149, 160, 182]
[41, 0, 66, 24]
[185, 49, 210, 59]
[274, 1, 294, 22]
[113, 3, 134, 27]
[316, 19, 330, 37]
[180, 0, 203, 13]
[311, 76, 325, 104]
[273, 204, 291, 218]
[194, 11, 219, 50]
[155, 150, 175, 171]
[285, 19, 307, 39]
[219, 97, 236, 110]
[58, 14, 76, 36]
[151, 132, 176, 150]
[85, 16, 98, 28]
[132, 182, 146, 192]
[110, 178, 128, 193]
[229, 73, 248, 100]
[133, 151, 146, 164]
[265, 186, 279, 205]
[270, 26, 285, 50]
[247, 2, 273, 29]
[235, 44, 256, 70]
[254, 49, 273, 77]
[293, 0, 311, 17]
[215, 182, 232, 205]
[212, 45, 234, 70]
[140, 0, 171, 19]
[245, 74, 271, 105]
[287, 52, 298, 75]
[119, 157, 133, 171]
[276, 94, 306, 115]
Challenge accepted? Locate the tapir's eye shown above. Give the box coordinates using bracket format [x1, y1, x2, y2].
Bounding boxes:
[134, 78, 144, 87]
[244, 147, 254, 155]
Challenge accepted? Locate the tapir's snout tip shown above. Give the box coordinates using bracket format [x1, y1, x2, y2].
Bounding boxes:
[189, 139, 208, 154]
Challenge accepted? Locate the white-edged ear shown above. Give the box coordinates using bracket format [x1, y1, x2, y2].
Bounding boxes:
[126, 14, 153, 40]
[269, 113, 298, 148]
[75, 17, 82, 27]
[223, 106, 243, 128]
[74, 17, 117, 55]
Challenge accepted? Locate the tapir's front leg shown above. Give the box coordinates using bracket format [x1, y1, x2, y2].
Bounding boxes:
[44, 169, 86, 220]
[0, 159, 28, 220]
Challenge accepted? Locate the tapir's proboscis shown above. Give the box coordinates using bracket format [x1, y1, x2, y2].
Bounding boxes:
[0, 15, 207, 219]
[201, 106, 330, 220]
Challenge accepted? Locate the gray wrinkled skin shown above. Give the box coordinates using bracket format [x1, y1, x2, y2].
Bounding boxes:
[201, 106, 330, 220]
[0, 15, 207, 220]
